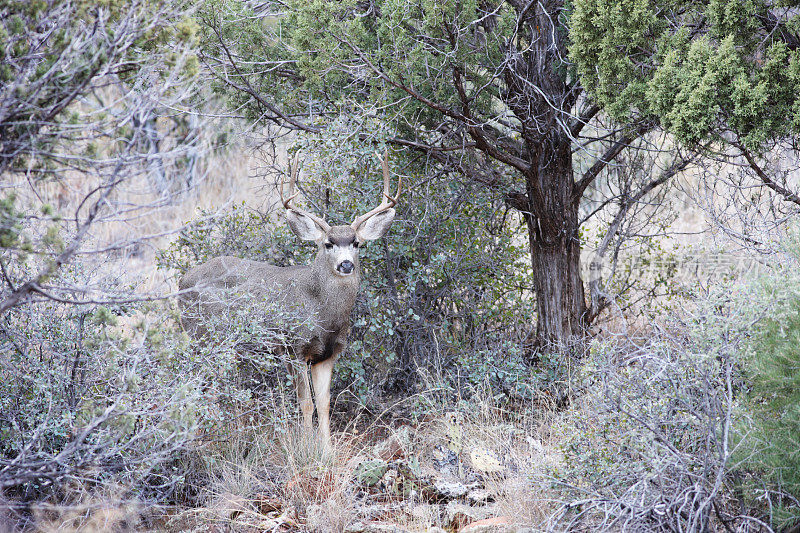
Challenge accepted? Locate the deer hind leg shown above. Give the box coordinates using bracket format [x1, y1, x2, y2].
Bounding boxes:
[289, 360, 314, 430]
[310, 355, 337, 447]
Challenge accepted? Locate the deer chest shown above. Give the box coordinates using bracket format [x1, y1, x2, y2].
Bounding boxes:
[302, 327, 347, 365]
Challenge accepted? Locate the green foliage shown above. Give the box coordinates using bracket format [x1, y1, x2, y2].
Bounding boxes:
[197, 0, 281, 122]
[198, 0, 518, 140]
[739, 249, 800, 527]
[0, 0, 200, 172]
[453, 342, 531, 397]
[354, 458, 389, 487]
[158, 203, 307, 275]
[569, 0, 800, 149]
[0, 193, 26, 249]
[293, 122, 535, 400]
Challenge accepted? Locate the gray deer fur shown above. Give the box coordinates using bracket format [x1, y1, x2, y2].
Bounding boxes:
[178, 152, 400, 446]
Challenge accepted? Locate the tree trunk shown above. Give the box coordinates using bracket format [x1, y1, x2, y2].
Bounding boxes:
[527, 216, 586, 352]
[523, 136, 587, 354]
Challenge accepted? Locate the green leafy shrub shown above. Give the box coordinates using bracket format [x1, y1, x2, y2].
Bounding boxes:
[0, 289, 202, 505]
[739, 250, 800, 528]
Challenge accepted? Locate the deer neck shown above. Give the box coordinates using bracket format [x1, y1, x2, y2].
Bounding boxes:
[310, 258, 360, 327]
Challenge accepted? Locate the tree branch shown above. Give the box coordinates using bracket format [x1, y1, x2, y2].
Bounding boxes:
[452, 65, 530, 173]
[570, 103, 600, 138]
[573, 124, 652, 203]
[0, 168, 121, 315]
[202, 24, 320, 133]
[585, 153, 695, 323]
[739, 146, 800, 207]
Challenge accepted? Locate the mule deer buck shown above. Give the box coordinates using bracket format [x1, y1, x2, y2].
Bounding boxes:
[178, 152, 400, 446]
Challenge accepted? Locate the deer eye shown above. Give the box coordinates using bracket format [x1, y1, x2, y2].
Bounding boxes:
[324, 242, 333, 249]
[353, 241, 360, 248]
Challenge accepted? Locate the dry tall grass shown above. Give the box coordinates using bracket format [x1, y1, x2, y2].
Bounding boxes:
[158, 382, 565, 532]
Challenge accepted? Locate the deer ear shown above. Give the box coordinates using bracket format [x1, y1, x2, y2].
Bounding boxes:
[286, 210, 326, 241]
[354, 208, 396, 241]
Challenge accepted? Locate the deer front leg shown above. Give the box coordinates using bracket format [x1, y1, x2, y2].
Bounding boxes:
[310, 353, 338, 448]
[289, 360, 314, 431]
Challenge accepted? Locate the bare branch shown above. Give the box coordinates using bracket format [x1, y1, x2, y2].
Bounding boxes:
[585, 152, 696, 323]
[573, 124, 652, 202]
[739, 145, 800, 207]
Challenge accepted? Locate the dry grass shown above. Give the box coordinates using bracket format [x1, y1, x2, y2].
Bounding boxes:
[0, 310, 627, 533]
[424, 393, 561, 527]
[170, 416, 363, 531]
[16, 485, 149, 533]
[155, 382, 565, 532]
[3, 370, 666, 532]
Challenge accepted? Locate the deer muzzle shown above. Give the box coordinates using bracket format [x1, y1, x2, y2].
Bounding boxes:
[337, 260, 355, 275]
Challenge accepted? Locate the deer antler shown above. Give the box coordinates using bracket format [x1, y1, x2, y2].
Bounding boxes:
[280, 152, 331, 231]
[280, 152, 301, 209]
[350, 150, 402, 230]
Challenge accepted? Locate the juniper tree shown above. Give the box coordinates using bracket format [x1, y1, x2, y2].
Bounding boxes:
[569, 0, 800, 214]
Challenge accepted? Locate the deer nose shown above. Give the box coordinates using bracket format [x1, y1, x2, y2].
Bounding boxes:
[338, 260, 354, 274]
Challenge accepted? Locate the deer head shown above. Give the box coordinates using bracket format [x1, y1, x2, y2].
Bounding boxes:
[280, 151, 402, 278]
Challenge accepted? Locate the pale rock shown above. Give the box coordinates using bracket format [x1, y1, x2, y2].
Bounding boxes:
[345, 521, 413, 533]
[380, 467, 398, 491]
[432, 479, 468, 500]
[526, 435, 545, 454]
[255, 517, 280, 530]
[467, 488, 494, 504]
[469, 448, 504, 474]
[431, 444, 458, 467]
[459, 516, 515, 533]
